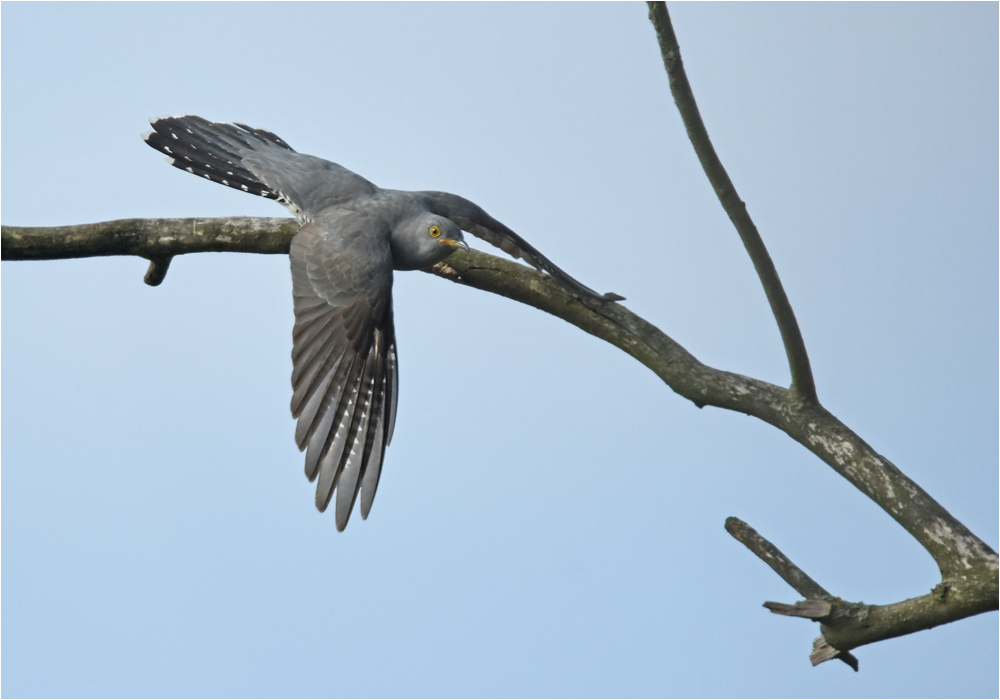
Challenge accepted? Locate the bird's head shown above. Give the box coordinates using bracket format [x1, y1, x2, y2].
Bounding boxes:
[390, 212, 469, 271]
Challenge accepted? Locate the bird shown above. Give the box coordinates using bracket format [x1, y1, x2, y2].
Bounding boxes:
[143, 115, 622, 531]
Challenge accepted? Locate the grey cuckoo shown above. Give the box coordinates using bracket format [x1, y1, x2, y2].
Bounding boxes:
[143, 115, 622, 530]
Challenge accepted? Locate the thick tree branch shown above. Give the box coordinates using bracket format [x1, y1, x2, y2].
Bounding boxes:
[4, 218, 995, 566]
[646, 2, 817, 406]
[2, 218, 996, 660]
[2, 216, 299, 262]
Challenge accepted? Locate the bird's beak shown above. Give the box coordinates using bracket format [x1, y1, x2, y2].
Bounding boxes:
[441, 238, 470, 252]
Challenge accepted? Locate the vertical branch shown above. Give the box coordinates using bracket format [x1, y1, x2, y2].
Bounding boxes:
[646, 2, 818, 406]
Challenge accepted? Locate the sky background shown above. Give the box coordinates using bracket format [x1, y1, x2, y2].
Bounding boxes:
[2, 3, 997, 698]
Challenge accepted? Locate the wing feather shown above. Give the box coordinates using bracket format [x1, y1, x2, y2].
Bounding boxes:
[384, 342, 399, 446]
[290, 319, 352, 421]
[334, 346, 379, 530]
[289, 217, 396, 529]
[293, 345, 348, 448]
[303, 393, 337, 481]
[314, 355, 364, 512]
[359, 329, 392, 518]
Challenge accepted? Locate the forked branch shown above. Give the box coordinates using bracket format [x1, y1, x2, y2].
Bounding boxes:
[644, 0, 996, 666]
[646, 1, 817, 406]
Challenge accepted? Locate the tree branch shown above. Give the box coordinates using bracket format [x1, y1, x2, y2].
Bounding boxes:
[727, 517, 857, 670]
[646, 2, 817, 406]
[725, 517, 830, 601]
[640, 1, 995, 664]
[1, 216, 299, 263]
[725, 516, 996, 668]
[2, 216, 996, 661]
[4, 218, 994, 565]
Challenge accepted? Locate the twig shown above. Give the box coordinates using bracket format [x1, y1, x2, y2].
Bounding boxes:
[143, 256, 173, 286]
[726, 517, 859, 670]
[725, 517, 829, 600]
[764, 600, 832, 619]
[646, 2, 817, 406]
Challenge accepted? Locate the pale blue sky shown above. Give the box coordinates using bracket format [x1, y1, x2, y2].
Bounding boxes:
[2, 3, 997, 697]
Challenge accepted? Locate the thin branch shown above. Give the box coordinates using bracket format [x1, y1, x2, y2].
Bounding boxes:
[725, 517, 830, 600]
[646, 2, 817, 406]
[764, 600, 832, 619]
[727, 517, 858, 670]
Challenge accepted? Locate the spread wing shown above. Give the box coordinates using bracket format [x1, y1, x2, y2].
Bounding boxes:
[417, 190, 624, 302]
[290, 217, 397, 531]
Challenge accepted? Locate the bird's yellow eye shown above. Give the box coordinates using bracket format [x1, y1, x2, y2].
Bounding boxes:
[429, 225, 442, 238]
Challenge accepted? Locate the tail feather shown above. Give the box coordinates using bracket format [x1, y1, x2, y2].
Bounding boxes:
[143, 115, 294, 203]
[233, 122, 294, 151]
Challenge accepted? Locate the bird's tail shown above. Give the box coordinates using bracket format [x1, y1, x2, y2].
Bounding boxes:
[142, 115, 295, 203]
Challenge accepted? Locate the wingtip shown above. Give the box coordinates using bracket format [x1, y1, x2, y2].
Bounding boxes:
[315, 490, 330, 514]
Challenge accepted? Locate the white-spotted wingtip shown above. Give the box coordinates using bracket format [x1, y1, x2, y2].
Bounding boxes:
[141, 130, 153, 141]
